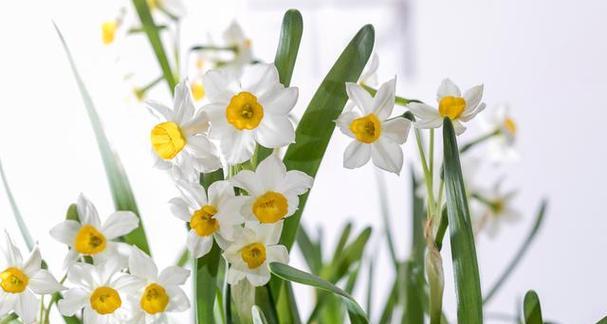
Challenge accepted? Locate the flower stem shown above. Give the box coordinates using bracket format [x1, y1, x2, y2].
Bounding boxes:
[190, 45, 238, 52]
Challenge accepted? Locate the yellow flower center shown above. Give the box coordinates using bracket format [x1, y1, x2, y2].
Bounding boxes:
[438, 96, 466, 120]
[74, 225, 107, 255]
[147, 0, 158, 10]
[140, 283, 169, 315]
[0, 267, 29, 294]
[101, 21, 118, 45]
[190, 205, 219, 237]
[349, 114, 382, 144]
[151, 121, 187, 160]
[252, 191, 288, 224]
[243, 38, 252, 49]
[226, 92, 264, 130]
[503, 117, 516, 135]
[240, 242, 266, 269]
[491, 199, 505, 216]
[90, 286, 122, 315]
[195, 57, 205, 70]
[191, 81, 205, 102]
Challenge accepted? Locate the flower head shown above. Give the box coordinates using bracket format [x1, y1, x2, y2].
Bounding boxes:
[483, 104, 519, 162]
[223, 21, 253, 72]
[203, 63, 298, 164]
[472, 183, 521, 238]
[336, 78, 411, 174]
[408, 78, 485, 135]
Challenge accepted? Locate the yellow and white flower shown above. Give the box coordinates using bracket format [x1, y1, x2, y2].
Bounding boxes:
[203, 63, 298, 164]
[169, 180, 245, 258]
[147, 80, 221, 181]
[231, 155, 313, 224]
[49, 194, 139, 268]
[408, 78, 485, 135]
[472, 184, 522, 238]
[223, 222, 288, 287]
[336, 78, 411, 174]
[223, 21, 253, 72]
[128, 247, 190, 323]
[484, 104, 519, 162]
[0, 234, 64, 324]
[58, 260, 139, 323]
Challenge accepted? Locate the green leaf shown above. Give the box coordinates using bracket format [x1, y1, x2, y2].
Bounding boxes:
[324, 227, 372, 283]
[295, 224, 322, 274]
[378, 277, 399, 324]
[483, 200, 548, 304]
[332, 222, 353, 262]
[54, 23, 151, 254]
[280, 24, 375, 250]
[0, 159, 34, 251]
[442, 118, 483, 323]
[375, 172, 399, 267]
[523, 290, 543, 324]
[596, 315, 607, 324]
[252, 305, 270, 324]
[270, 263, 369, 324]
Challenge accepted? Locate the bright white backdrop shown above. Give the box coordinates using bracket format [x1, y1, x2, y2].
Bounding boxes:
[1, 0, 607, 323]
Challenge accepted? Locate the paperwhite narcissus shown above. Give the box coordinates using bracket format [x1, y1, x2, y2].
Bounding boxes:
[128, 247, 190, 323]
[203, 63, 298, 164]
[472, 184, 522, 238]
[223, 21, 253, 71]
[484, 104, 520, 162]
[407, 78, 485, 135]
[147, 80, 221, 182]
[49, 194, 139, 268]
[58, 260, 139, 323]
[223, 222, 288, 287]
[336, 78, 412, 174]
[0, 234, 64, 324]
[169, 180, 245, 258]
[231, 155, 313, 224]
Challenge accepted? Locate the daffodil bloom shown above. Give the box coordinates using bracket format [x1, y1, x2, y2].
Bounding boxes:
[336, 78, 412, 174]
[223, 222, 288, 287]
[169, 180, 245, 258]
[50, 194, 139, 268]
[484, 104, 520, 162]
[58, 260, 139, 323]
[128, 247, 190, 323]
[223, 21, 253, 71]
[146, 80, 221, 181]
[203, 63, 298, 164]
[472, 185, 521, 238]
[0, 234, 64, 324]
[231, 155, 313, 224]
[407, 78, 485, 135]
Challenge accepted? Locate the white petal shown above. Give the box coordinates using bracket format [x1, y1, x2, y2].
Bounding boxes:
[371, 139, 403, 174]
[460, 102, 486, 122]
[61, 250, 79, 271]
[452, 120, 467, 135]
[267, 245, 289, 264]
[252, 222, 283, 246]
[208, 180, 235, 206]
[382, 118, 411, 144]
[22, 247, 41, 276]
[15, 290, 38, 323]
[159, 266, 191, 286]
[373, 77, 396, 120]
[335, 110, 359, 139]
[437, 78, 461, 100]
[231, 170, 263, 196]
[407, 103, 440, 121]
[28, 270, 65, 294]
[2, 233, 22, 266]
[101, 211, 139, 240]
[169, 197, 192, 222]
[360, 53, 379, 85]
[286, 194, 299, 218]
[145, 101, 173, 121]
[245, 266, 271, 287]
[256, 155, 287, 191]
[259, 86, 298, 116]
[172, 80, 195, 124]
[414, 117, 443, 129]
[49, 220, 80, 246]
[220, 130, 256, 164]
[166, 286, 190, 312]
[254, 115, 295, 148]
[0, 292, 16, 317]
[202, 69, 234, 103]
[463, 84, 484, 111]
[175, 180, 207, 208]
[187, 231, 213, 259]
[240, 63, 279, 95]
[181, 110, 210, 136]
[343, 141, 372, 169]
[129, 247, 158, 281]
[345, 82, 373, 114]
[185, 136, 222, 173]
[277, 170, 313, 196]
[77, 194, 101, 227]
[66, 263, 95, 289]
[226, 267, 246, 285]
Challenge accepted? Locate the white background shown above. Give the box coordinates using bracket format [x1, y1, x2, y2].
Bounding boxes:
[1, 0, 606, 323]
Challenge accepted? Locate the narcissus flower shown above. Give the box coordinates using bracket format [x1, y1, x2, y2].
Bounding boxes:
[0, 234, 64, 324]
[231, 155, 313, 224]
[128, 247, 190, 323]
[223, 222, 288, 287]
[169, 180, 245, 258]
[58, 260, 139, 323]
[408, 78, 485, 135]
[336, 78, 411, 174]
[223, 21, 253, 71]
[203, 63, 298, 164]
[484, 104, 519, 162]
[50, 194, 139, 268]
[147, 80, 221, 181]
[472, 184, 521, 238]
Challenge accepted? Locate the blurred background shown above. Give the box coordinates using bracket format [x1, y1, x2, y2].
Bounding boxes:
[1, 0, 607, 322]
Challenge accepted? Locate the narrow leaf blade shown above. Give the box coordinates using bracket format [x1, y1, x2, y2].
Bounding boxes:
[523, 290, 543, 324]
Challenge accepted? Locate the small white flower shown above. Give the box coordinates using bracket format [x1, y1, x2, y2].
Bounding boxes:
[0, 233, 64, 324]
[336, 78, 412, 174]
[58, 260, 139, 323]
[147, 80, 221, 181]
[128, 247, 190, 323]
[472, 184, 522, 238]
[223, 222, 288, 287]
[223, 21, 253, 72]
[359, 53, 379, 87]
[50, 194, 139, 269]
[483, 104, 519, 163]
[203, 63, 298, 164]
[169, 180, 245, 258]
[231, 155, 313, 224]
[408, 78, 485, 135]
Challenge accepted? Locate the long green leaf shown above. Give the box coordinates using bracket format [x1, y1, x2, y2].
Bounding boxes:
[252, 305, 270, 324]
[0, 159, 33, 250]
[280, 25, 375, 250]
[54, 23, 151, 254]
[442, 118, 483, 323]
[483, 200, 548, 304]
[324, 227, 372, 283]
[375, 171, 398, 267]
[523, 290, 543, 324]
[270, 263, 369, 324]
[378, 276, 399, 324]
[295, 225, 322, 274]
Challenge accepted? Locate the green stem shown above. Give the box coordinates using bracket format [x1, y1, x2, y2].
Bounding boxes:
[460, 129, 500, 154]
[0, 314, 18, 324]
[361, 84, 421, 105]
[190, 45, 238, 52]
[414, 129, 436, 220]
[434, 207, 448, 251]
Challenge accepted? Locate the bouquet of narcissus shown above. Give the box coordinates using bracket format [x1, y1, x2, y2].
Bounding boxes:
[0, 2, 560, 324]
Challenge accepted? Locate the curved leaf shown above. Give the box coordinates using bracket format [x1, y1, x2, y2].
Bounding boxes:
[0, 159, 33, 250]
[523, 290, 543, 324]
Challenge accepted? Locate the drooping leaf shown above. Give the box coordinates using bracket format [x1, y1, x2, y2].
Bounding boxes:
[0, 158, 34, 250]
[323, 227, 372, 283]
[523, 290, 543, 324]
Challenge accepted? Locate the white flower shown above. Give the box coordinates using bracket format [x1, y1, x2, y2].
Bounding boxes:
[169, 180, 245, 258]
[472, 184, 522, 238]
[408, 78, 485, 135]
[336, 78, 412, 174]
[223, 222, 288, 287]
[58, 260, 139, 323]
[483, 104, 519, 163]
[0, 234, 64, 324]
[203, 63, 298, 164]
[231, 155, 313, 224]
[359, 53, 379, 87]
[50, 194, 139, 269]
[223, 21, 253, 72]
[147, 80, 221, 181]
[128, 247, 190, 323]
